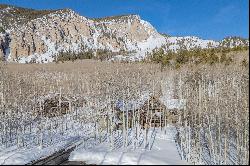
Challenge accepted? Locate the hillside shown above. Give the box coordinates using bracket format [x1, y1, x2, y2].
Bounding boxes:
[0, 4, 249, 63]
[0, 4, 59, 29]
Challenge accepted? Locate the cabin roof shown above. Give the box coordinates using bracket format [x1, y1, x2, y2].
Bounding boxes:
[115, 91, 151, 112]
[159, 96, 186, 110]
[115, 93, 169, 112]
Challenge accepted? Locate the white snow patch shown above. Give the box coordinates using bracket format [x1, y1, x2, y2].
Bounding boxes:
[69, 126, 188, 165]
[116, 91, 151, 111]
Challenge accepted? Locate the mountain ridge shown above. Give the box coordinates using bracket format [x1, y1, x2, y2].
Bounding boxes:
[0, 4, 249, 63]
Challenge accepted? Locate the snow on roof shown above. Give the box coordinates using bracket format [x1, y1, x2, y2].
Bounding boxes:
[153, 111, 162, 117]
[160, 96, 186, 110]
[115, 91, 151, 112]
[115, 91, 187, 112]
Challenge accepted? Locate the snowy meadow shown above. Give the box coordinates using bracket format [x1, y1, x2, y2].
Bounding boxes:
[0, 59, 249, 165]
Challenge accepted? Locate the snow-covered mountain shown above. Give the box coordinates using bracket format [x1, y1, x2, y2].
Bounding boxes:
[0, 4, 249, 63]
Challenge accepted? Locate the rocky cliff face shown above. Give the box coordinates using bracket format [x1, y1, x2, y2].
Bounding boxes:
[0, 4, 249, 63]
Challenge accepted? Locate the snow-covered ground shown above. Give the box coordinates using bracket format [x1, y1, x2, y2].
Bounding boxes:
[69, 126, 188, 165]
[0, 136, 80, 165]
[0, 112, 95, 165]
[0, 125, 188, 165]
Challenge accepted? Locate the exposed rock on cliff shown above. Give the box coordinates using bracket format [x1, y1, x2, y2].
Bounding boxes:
[0, 4, 249, 63]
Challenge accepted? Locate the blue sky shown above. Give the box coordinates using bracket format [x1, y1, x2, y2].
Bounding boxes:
[0, 0, 249, 40]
